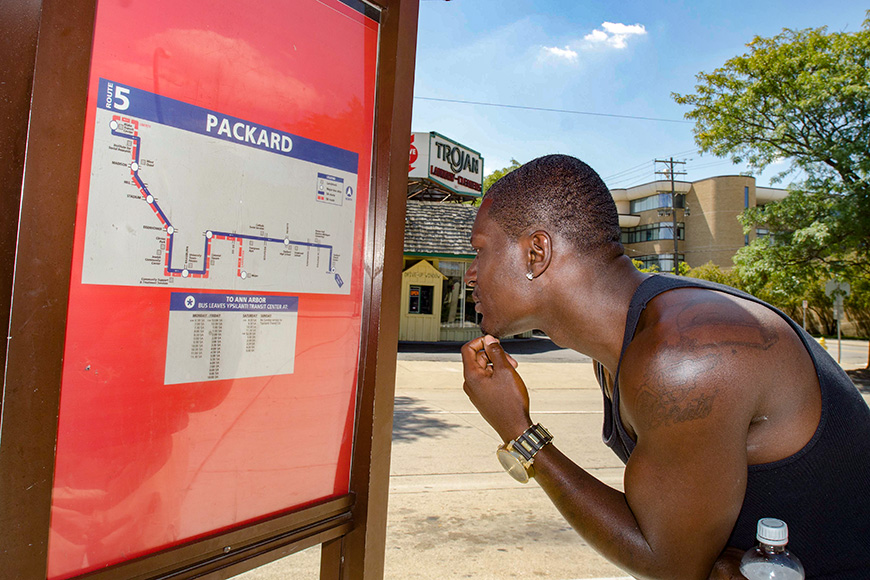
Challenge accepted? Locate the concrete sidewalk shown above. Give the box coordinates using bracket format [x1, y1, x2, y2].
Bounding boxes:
[239, 339, 869, 580]
[239, 359, 631, 580]
[383, 360, 631, 579]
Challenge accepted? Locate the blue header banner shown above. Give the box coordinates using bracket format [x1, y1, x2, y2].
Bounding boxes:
[99, 78, 358, 174]
[170, 292, 299, 313]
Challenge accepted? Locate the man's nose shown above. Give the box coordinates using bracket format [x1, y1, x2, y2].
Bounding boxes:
[464, 261, 477, 287]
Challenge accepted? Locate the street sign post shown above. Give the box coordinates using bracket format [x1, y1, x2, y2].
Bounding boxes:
[825, 280, 851, 363]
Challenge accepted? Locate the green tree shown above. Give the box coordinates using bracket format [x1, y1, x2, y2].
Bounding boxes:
[631, 260, 690, 275]
[632, 259, 660, 274]
[673, 17, 870, 285]
[686, 261, 742, 288]
[846, 276, 870, 338]
[482, 158, 522, 194]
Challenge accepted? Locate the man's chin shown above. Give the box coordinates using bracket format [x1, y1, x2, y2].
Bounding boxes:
[478, 320, 499, 338]
[480, 319, 520, 340]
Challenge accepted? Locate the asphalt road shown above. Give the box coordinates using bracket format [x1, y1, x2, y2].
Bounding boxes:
[398, 335, 591, 363]
[399, 334, 868, 369]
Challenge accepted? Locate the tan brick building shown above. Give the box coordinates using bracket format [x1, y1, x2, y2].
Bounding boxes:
[611, 175, 787, 272]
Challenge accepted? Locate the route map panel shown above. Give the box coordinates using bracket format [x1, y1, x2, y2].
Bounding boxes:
[82, 79, 357, 294]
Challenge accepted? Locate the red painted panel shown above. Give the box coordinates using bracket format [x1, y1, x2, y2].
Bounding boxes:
[47, 1, 379, 577]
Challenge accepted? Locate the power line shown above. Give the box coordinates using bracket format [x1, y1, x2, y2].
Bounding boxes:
[663, 147, 699, 159]
[602, 159, 654, 181]
[607, 175, 656, 188]
[606, 159, 734, 187]
[607, 175, 656, 187]
[605, 149, 731, 186]
[414, 96, 693, 124]
[606, 168, 658, 187]
[688, 159, 739, 171]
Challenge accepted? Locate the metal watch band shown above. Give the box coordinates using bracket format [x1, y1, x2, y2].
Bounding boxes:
[510, 423, 553, 462]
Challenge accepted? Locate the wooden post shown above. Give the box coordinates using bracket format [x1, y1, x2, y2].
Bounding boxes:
[321, 0, 420, 577]
[0, 0, 97, 575]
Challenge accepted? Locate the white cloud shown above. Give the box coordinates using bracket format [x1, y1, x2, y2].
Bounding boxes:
[602, 22, 647, 36]
[541, 45, 579, 62]
[584, 29, 609, 43]
[584, 21, 647, 49]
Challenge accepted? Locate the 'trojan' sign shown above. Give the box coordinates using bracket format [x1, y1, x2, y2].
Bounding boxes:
[409, 131, 483, 197]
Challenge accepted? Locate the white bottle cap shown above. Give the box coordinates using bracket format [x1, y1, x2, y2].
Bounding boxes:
[757, 518, 789, 546]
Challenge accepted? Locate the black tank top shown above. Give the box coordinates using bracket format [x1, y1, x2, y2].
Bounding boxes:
[598, 274, 870, 578]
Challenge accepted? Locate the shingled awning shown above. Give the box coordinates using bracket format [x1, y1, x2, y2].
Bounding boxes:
[403, 200, 478, 258]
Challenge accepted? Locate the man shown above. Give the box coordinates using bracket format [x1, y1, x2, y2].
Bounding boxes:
[461, 154, 870, 579]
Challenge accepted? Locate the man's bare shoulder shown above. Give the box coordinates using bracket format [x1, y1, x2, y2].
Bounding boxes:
[617, 287, 787, 434]
[631, 286, 796, 357]
[618, 286, 821, 464]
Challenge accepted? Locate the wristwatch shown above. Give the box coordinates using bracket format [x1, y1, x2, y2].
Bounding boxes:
[496, 423, 553, 483]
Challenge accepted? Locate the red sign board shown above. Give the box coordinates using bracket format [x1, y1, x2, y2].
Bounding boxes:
[48, 1, 379, 577]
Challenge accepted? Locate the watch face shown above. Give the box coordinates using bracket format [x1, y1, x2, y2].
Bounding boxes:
[497, 448, 530, 483]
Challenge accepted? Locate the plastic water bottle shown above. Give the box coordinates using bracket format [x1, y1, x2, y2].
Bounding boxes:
[739, 518, 805, 579]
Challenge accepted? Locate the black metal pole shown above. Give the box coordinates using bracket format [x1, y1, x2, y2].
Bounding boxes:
[671, 158, 678, 275]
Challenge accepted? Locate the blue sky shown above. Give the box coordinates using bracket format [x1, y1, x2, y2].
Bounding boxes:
[411, 0, 868, 189]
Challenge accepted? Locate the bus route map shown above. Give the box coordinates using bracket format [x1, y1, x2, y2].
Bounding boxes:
[81, 78, 358, 294]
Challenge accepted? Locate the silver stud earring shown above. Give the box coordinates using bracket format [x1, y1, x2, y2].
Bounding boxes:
[526, 272, 534, 280]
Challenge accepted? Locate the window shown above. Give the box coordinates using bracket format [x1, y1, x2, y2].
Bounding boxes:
[744, 186, 750, 245]
[437, 260, 480, 327]
[633, 254, 684, 273]
[621, 223, 684, 244]
[629, 193, 685, 213]
[408, 285, 434, 315]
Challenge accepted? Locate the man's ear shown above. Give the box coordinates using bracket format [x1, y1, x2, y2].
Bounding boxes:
[526, 230, 552, 279]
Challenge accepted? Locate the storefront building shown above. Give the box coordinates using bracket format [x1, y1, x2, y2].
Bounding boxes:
[401, 132, 485, 342]
[401, 199, 482, 341]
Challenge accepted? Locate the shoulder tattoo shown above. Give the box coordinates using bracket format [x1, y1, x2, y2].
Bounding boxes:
[633, 351, 720, 431]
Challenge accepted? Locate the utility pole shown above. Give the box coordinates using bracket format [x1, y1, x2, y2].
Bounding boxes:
[655, 157, 687, 275]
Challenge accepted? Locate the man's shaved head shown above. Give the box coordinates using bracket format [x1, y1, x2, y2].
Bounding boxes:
[485, 154, 623, 260]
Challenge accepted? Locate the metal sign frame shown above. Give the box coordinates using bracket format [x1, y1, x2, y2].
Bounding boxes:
[0, 0, 418, 578]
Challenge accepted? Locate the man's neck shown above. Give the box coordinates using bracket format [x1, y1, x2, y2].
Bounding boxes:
[539, 256, 647, 373]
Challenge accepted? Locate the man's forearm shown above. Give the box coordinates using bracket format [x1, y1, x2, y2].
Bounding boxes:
[532, 444, 718, 580]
